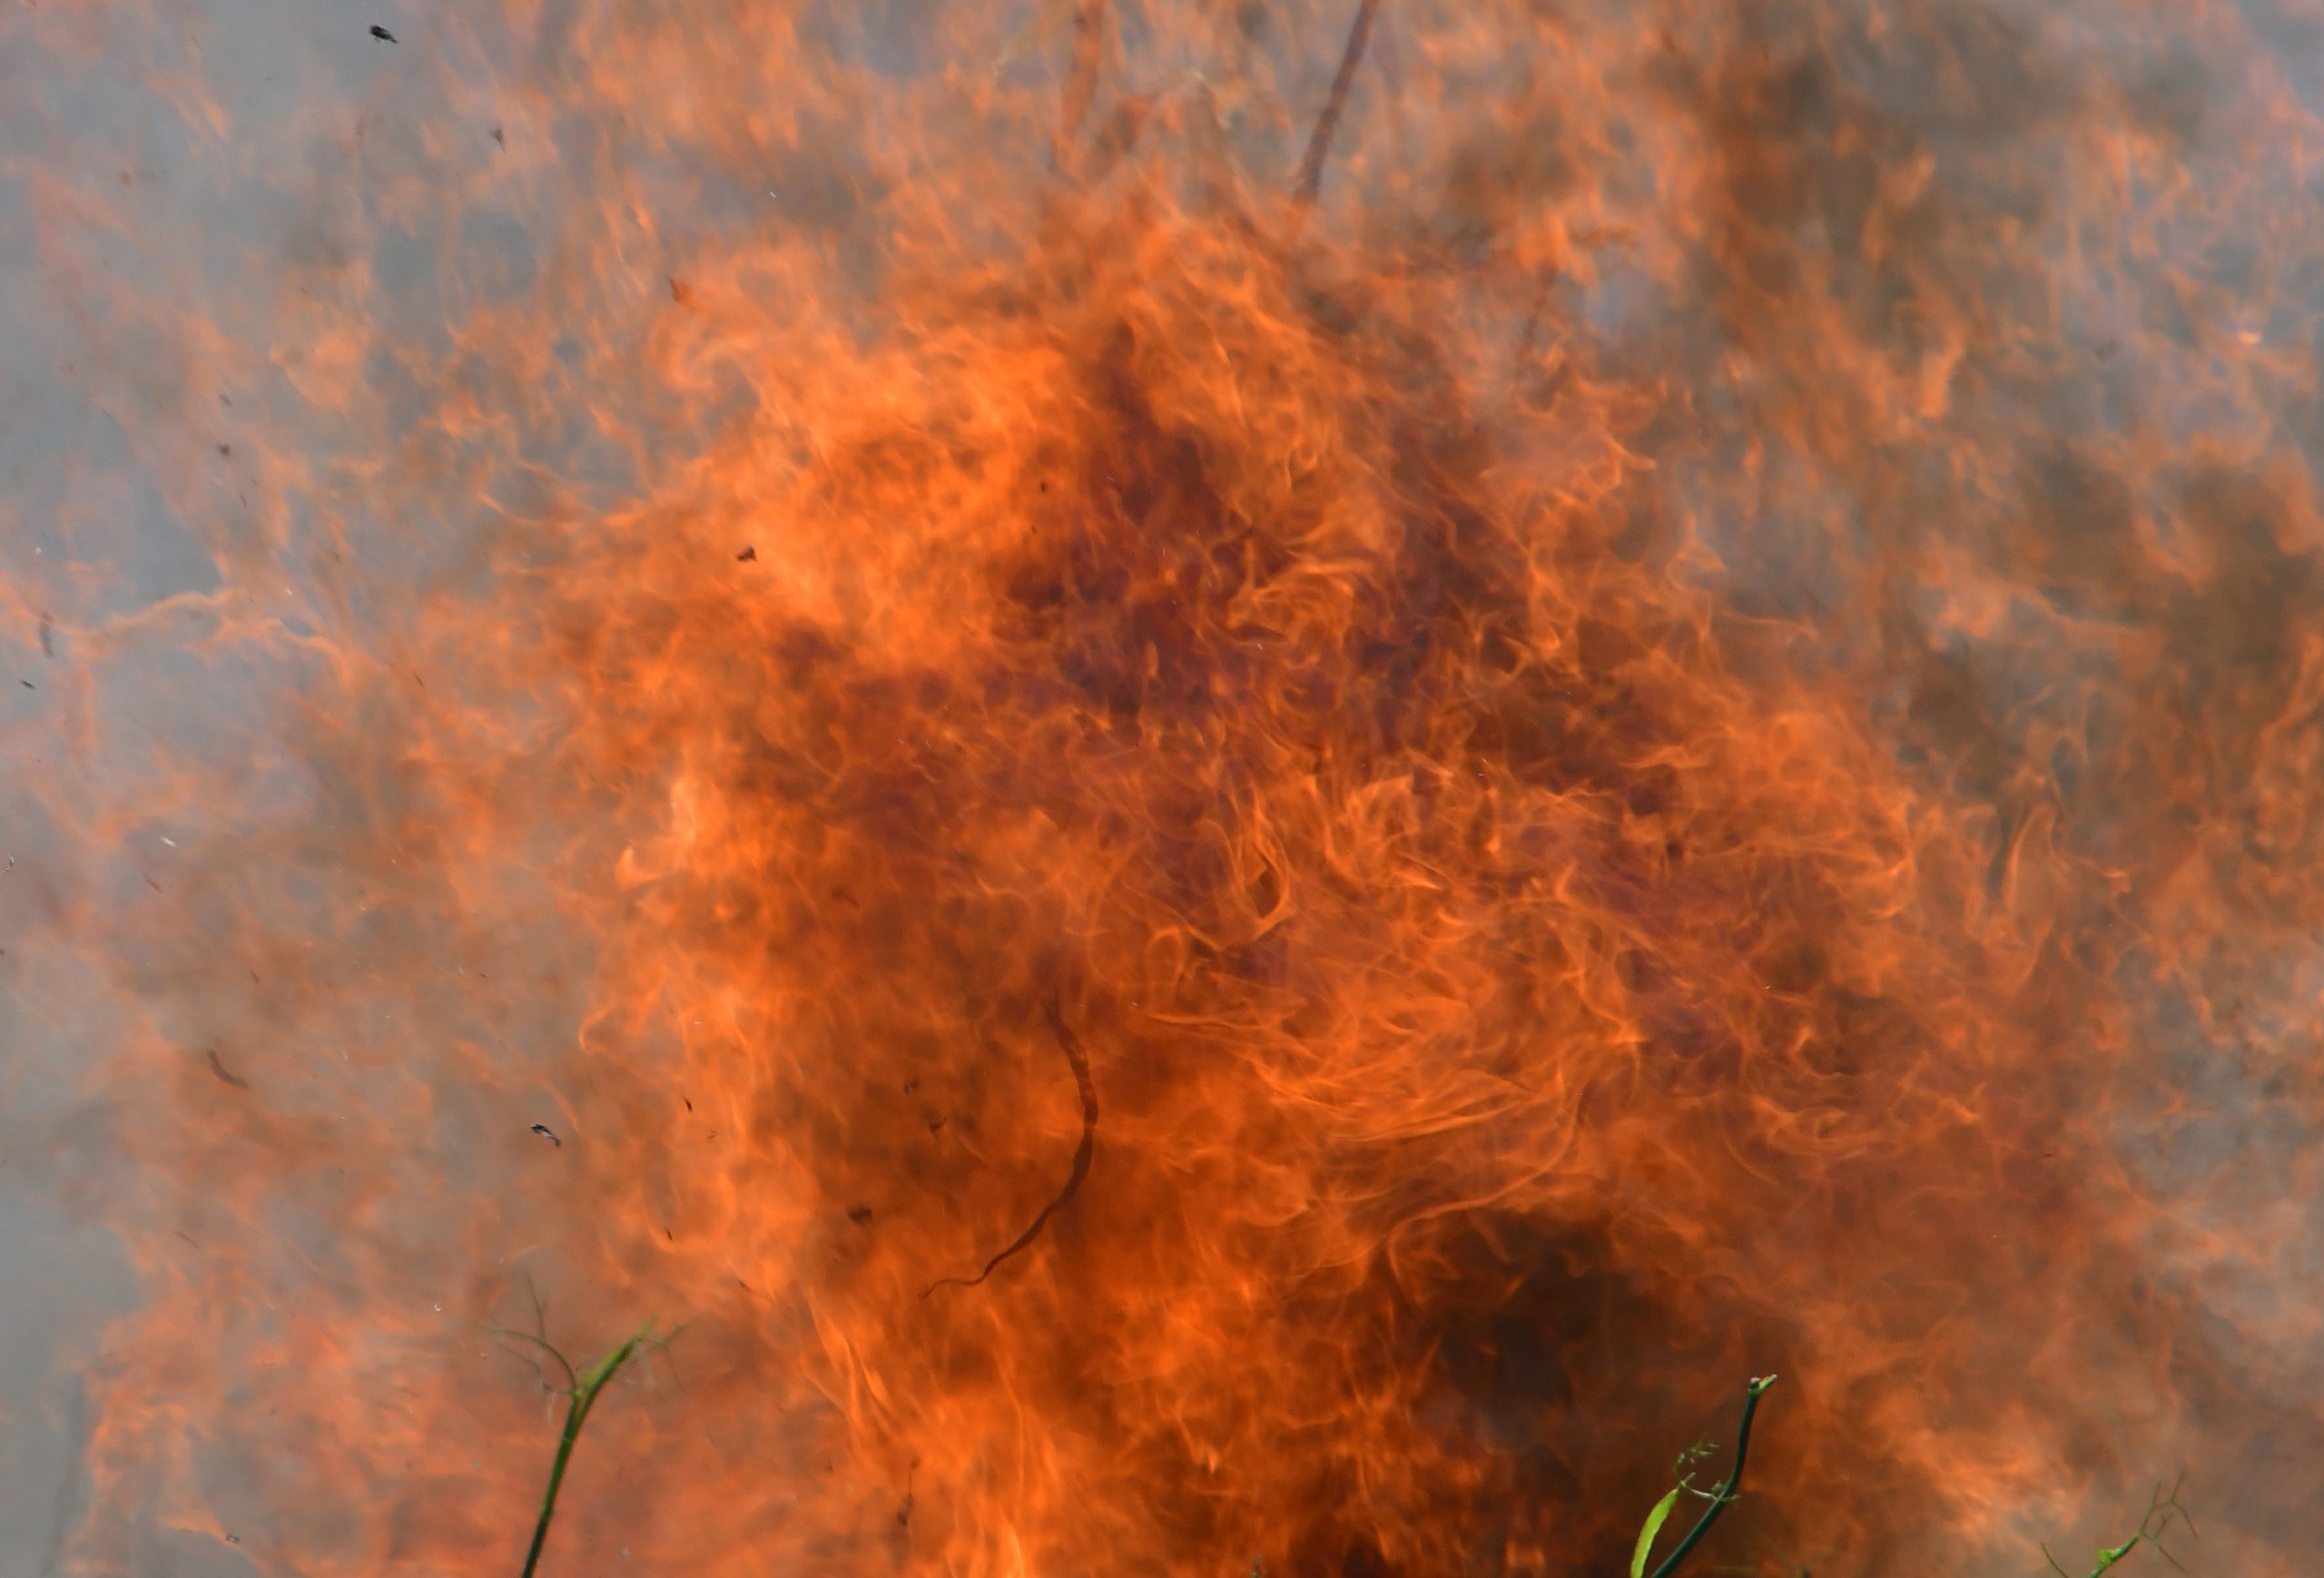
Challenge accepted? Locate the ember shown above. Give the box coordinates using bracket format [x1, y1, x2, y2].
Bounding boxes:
[8, 0, 2324, 1575]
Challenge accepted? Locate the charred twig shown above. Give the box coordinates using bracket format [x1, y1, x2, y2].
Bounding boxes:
[1292, 0, 1383, 206]
[1644, 1376, 1777, 1578]
[924, 993, 1098, 1296]
[1052, 0, 1108, 176]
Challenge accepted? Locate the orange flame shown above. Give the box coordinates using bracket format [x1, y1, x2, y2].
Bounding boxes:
[7, 0, 2324, 1573]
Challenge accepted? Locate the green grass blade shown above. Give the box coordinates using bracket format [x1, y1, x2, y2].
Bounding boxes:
[517, 1324, 656, 1578]
[1632, 1486, 1682, 1578]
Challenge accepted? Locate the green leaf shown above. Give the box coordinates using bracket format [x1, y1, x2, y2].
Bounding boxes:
[1632, 1487, 1682, 1578]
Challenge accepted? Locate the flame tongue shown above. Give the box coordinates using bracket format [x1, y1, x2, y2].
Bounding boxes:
[13, 0, 2324, 1573]
[510, 212, 2109, 1570]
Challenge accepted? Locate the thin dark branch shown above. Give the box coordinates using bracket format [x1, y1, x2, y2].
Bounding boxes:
[1052, 0, 1108, 176]
[488, 1281, 580, 1393]
[492, 1328, 576, 1395]
[1649, 1376, 1777, 1578]
[925, 992, 1099, 1296]
[1292, 0, 1383, 206]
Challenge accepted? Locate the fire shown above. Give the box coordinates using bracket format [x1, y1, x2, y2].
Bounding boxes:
[8, 0, 2324, 1573]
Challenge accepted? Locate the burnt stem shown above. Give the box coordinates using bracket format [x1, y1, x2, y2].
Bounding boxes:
[923, 991, 1099, 1297]
[1052, 0, 1107, 176]
[1292, 0, 1383, 206]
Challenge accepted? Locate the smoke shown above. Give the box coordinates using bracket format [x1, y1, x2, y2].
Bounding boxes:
[5, 0, 2323, 1573]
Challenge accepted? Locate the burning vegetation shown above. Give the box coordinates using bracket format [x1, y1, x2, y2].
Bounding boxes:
[6, 0, 2324, 1573]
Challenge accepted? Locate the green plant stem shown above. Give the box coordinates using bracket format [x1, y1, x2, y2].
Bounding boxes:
[518, 1327, 652, 1578]
[2042, 1472, 2194, 1578]
[1649, 1376, 1778, 1578]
